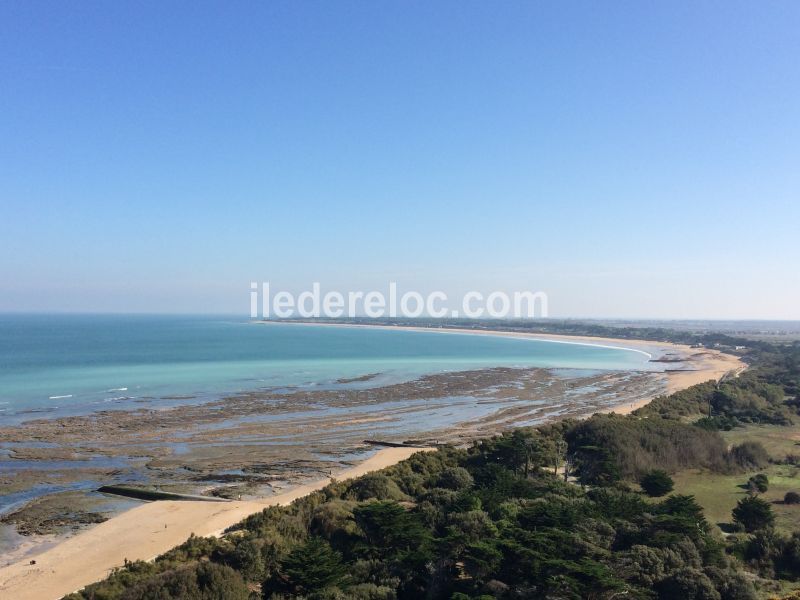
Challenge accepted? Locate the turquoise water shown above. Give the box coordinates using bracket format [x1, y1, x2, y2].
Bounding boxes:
[0, 315, 652, 421]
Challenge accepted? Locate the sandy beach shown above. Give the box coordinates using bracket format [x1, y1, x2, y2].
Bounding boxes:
[0, 324, 745, 600]
[0, 446, 424, 600]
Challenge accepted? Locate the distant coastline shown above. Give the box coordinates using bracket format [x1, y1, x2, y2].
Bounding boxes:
[257, 319, 660, 357]
[259, 319, 745, 397]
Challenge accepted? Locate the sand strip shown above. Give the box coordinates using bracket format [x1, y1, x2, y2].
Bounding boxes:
[0, 447, 424, 600]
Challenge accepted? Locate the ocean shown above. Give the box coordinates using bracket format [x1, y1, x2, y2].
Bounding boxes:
[0, 315, 652, 422]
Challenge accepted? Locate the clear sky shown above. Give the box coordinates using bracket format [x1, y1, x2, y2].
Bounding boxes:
[1, 2, 799, 319]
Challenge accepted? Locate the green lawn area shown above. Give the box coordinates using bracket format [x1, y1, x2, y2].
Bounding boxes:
[669, 425, 800, 533]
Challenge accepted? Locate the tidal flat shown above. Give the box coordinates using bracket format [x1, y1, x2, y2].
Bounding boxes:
[0, 362, 671, 560]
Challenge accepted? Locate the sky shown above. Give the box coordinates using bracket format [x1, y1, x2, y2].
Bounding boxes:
[1, 2, 799, 319]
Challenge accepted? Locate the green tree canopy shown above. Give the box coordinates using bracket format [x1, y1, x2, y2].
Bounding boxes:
[640, 469, 675, 497]
[733, 496, 775, 532]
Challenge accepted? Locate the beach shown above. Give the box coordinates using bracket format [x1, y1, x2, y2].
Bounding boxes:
[0, 324, 745, 599]
[0, 446, 423, 600]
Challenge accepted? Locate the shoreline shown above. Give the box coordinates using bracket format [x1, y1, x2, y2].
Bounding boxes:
[262, 320, 745, 399]
[0, 446, 425, 600]
[258, 319, 669, 357]
[0, 324, 745, 599]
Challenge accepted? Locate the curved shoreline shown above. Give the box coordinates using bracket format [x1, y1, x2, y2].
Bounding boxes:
[261, 320, 746, 410]
[260, 321, 728, 368]
[260, 320, 659, 359]
[0, 325, 745, 600]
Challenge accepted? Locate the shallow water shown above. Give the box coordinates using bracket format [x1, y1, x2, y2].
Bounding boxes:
[0, 315, 653, 420]
[0, 316, 665, 558]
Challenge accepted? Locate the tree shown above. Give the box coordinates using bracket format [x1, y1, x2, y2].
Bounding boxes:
[353, 501, 433, 559]
[280, 537, 346, 593]
[640, 470, 674, 497]
[732, 496, 775, 532]
[461, 541, 502, 579]
[481, 430, 550, 476]
[572, 444, 621, 486]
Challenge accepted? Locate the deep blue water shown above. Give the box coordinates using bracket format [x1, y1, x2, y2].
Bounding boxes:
[0, 315, 652, 421]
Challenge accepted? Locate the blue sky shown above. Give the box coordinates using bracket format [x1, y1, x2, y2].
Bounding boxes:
[1, 2, 798, 318]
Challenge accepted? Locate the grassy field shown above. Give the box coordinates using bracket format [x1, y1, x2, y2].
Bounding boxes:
[670, 425, 800, 533]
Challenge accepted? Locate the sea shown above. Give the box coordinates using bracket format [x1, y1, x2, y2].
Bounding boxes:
[0, 314, 654, 423]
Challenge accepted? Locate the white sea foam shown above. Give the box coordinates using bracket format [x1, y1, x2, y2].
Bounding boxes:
[48, 394, 73, 399]
[106, 387, 128, 392]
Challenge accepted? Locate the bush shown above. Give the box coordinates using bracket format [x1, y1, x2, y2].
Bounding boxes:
[785, 491, 800, 505]
[346, 473, 407, 501]
[694, 415, 738, 431]
[748, 473, 769, 494]
[640, 469, 674, 497]
[732, 496, 775, 532]
[118, 562, 249, 600]
[435, 466, 474, 491]
[655, 567, 720, 600]
[728, 442, 770, 471]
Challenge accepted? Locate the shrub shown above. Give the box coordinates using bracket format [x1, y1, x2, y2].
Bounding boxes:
[655, 567, 720, 600]
[732, 496, 775, 532]
[694, 415, 738, 431]
[346, 473, 407, 501]
[780, 532, 800, 579]
[118, 562, 249, 600]
[785, 491, 800, 505]
[748, 473, 769, 494]
[435, 466, 474, 491]
[640, 469, 674, 497]
[728, 442, 770, 471]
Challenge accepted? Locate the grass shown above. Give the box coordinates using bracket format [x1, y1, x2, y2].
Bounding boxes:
[724, 424, 800, 460]
[669, 424, 800, 533]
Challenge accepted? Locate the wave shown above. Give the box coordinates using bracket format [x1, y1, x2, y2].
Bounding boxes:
[106, 387, 128, 392]
[48, 394, 73, 399]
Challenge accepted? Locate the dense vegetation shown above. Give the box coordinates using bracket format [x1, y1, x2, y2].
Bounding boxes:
[65, 336, 800, 600]
[68, 442, 755, 600]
